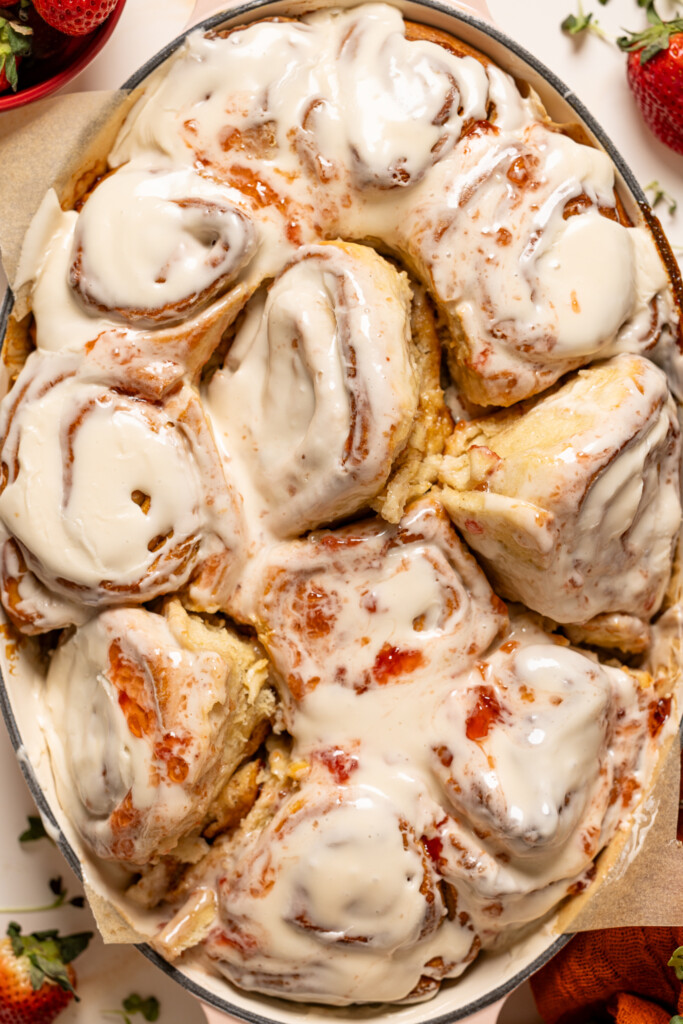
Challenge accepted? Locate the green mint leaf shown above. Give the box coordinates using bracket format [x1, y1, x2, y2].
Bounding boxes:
[57, 931, 93, 964]
[69, 896, 86, 908]
[561, 11, 594, 33]
[123, 995, 144, 1013]
[668, 946, 683, 980]
[7, 921, 23, 958]
[122, 993, 160, 1021]
[142, 996, 160, 1022]
[19, 815, 51, 844]
[4, 51, 16, 91]
[28, 951, 76, 995]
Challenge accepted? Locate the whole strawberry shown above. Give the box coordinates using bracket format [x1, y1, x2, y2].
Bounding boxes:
[32, 0, 119, 37]
[618, 2, 683, 155]
[0, 922, 92, 1024]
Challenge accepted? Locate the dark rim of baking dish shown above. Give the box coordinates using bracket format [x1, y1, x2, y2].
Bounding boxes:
[1, 0, 675, 1018]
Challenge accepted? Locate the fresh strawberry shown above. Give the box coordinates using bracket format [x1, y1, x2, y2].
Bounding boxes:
[0, 15, 32, 92]
[0, 922, 92, 1024]
[31, 0, 119, 37]
[618, 2, 683, 155]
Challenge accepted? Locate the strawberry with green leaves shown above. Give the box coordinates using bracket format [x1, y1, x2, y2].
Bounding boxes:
[0, 14, 31, 92]
[618, 1, 683, 155]
[0, 921, 92, 1024]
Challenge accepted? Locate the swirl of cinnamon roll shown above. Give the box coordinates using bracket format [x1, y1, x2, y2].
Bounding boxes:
[69, 166, 257, 327]
[438, 354, 681, 645]
[21, 191, 251, 399]
[0, 352, 242, 631]
[250, 500, 507, 702]
[401, 121, 672, 406]
[44, 600, 274, 865]
[292, 5, 491, 190]
[202, 773, 478, 1005]
[109, 6, 511, 201]
[428, 614, 658, 936]
[206, 241, 419, 537]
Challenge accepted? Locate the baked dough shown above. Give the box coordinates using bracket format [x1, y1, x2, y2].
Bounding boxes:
[438, 354, 681, 648]
[44, 599, 275, 865]
[1, 1, 680, 1009]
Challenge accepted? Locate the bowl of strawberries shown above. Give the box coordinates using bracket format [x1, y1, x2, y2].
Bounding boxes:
[0, 0, 127, 110]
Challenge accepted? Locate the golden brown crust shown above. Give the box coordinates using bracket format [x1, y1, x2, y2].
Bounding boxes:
[404, 20, 492, 66]
[371, 285, 453, 523]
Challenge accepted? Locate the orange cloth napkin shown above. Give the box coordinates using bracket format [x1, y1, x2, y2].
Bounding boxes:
[530, 926, 683, 1023]
[532, 753, 683, 1024]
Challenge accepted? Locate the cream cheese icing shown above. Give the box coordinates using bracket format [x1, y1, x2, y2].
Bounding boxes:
[196, 609, 657, 1004]
[206, 242, 418, 540]
[0, 352, 244, 627]
[1, 1, 680, 1011]
[69, 166, 257, 326]
[439, 354, 681, 628]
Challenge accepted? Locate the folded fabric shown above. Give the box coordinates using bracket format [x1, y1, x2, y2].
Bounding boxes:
[531, 926, 683, 1023]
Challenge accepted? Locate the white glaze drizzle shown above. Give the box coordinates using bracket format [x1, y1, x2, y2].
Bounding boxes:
[206, 242, 418, 539]
[0, 352, 243, 618]
[3, 3, 677, 1009]
[201, 596, 658, 1002]
[44, 605, 231, 864]
[441, 354, 681, 624]
[249, 500, 507, 701]
[69, 166, 257, 325]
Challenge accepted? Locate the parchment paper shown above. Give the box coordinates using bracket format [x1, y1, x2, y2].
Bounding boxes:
[0, 89, 130, 312]
[0, 1, 680, 943]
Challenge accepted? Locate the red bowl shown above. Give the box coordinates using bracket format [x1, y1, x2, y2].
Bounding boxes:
[0, 0, 127, 111]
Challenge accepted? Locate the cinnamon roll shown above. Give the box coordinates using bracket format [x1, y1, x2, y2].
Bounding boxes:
[202, 772, 477, 1005]
[81, 290, 244, 402]
[291, 5, 492, 191]
[109, 6, 501, 200]
[206, 241, 419, 538]
[401, 122, 673, 406]
[428, 614, 661, 936]
[438, 354, 681, 643]
[69, 166, 257, 327]
[44, 599, 275, 865]
[21, 190, 252, 400]
[0, 353, 243, 631]
[3, 1, 680, 1010]
[251, 500, 508, 702]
